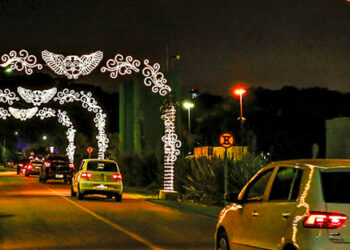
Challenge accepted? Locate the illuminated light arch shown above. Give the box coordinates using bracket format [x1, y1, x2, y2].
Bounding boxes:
[0, 49, 181, 193]
[2, 106, 76, 162]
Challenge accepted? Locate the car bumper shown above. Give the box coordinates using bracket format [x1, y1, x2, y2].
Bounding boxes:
[80, 181, 123, 195]
[45, 173, 72, 179]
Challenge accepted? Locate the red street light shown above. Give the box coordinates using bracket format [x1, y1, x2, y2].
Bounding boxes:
[233, 88, 247, 96]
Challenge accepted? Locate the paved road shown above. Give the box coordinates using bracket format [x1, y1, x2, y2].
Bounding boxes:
[0, 171, 217, 249]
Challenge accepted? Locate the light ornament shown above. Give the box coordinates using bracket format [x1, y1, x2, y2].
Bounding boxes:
[161, 105, 181, 192]
[57, 110, 73, 127]
[0, 50, 43, 75]
[54, 89, 108, 159]
[101, 54, 140, 78]
[0, 108, 11, 120]
[9, 107, 38, 121]
[0, 89, 19, 105]
[42, 50, 103, 79]
[142, 59, 172, 96]
[36, 107, 56, 120]
[18, 87, 57, 106]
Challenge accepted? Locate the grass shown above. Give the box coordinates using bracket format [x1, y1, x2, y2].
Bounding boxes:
[124, 186, 223, 219]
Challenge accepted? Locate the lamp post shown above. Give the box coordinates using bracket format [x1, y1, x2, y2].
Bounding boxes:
[233, 87, 247, 149]
[183, 101, 194, 133]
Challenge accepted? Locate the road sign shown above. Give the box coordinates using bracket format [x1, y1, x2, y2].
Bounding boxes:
[219, 133, 234, 148]
[87, 147, 93, 154]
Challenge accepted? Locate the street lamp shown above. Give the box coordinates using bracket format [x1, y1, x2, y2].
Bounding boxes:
[42, 135, 47, 141]
[233, 87, 247, 148]
[183, 101, 194, 133]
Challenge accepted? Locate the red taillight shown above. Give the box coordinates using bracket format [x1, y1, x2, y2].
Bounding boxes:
[112, 173, 122, 181]
[44, 162, 51, 167]
[19, 163, 24, 167]
[69, 163, 74, 169]
[81, 172, 92, 178]
[304, 212, 348, 229]
[26, 164, 33, 170]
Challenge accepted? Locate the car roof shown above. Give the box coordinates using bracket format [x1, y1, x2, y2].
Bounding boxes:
[272, 159, 350, 168]
[84, 159, 117, 163]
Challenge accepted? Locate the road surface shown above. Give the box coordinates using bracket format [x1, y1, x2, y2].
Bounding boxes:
[0, 171, 217, 249]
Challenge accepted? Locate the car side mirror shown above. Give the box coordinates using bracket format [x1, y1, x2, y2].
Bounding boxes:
[224, 192, 243, 204]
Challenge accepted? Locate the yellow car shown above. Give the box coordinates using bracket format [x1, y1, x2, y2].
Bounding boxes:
[71, 159, 123, 202]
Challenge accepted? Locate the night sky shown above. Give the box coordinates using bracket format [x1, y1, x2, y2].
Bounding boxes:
[1, 0, 350, 96]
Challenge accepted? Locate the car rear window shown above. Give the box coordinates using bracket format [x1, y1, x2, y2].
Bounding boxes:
[87, 161, 118, 172]
[321, 171, 350, 203]
[49, 156, 68, 162]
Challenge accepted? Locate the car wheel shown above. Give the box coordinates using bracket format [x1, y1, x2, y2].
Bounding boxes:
[25, 173, 29, 177]
[217, 231, 230, 250]
[107, 194, 113, 199]
[115, 193, 122, 202]
[71, 184, 76, 197]
[77, 185, 84, 200]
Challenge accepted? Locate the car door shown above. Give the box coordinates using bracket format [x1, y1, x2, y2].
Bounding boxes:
[73, 161, 84, 191]
[257, 166, 304, 249]
[230, 168, 275, 248]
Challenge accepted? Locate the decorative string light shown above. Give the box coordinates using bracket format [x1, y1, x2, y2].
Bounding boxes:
[0, 89, 19, 105]
[0, 50, 43, 75]
[54, 89, 108, 159]
[9, 107, 38, 121]
[36, 107, 56, 120]
[0, 108, 11, 120]
[142, 59, 172, 96]
[18, 87, 57, 106]
[42, 50, 103, 79]
[101, 54, 140, 78]
[161, 105, 181, 192]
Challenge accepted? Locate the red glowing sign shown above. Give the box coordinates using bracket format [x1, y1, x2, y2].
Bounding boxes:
[219, 133, 234, 148]
[87, 147, 93, 154]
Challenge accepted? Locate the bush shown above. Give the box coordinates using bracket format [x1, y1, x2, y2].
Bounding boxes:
[175, 154, 269, 205]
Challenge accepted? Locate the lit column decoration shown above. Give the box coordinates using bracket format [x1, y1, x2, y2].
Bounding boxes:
[142, 59, 172, 96]
[161, 105, 181, 192]
[42, 50, 103, 79]
[101, 54, 140, 78]
[0, 50, 43, 75]
[54, 89, 109, 159]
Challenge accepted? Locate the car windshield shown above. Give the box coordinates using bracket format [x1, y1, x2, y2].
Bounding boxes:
[87, 161, 118, 172]
[321, 171, 350, 203]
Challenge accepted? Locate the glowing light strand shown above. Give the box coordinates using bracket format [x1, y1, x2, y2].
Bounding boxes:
[18, 87, 57, 106]
[9, 107, 38, 121]
[101, 54, 140, 78]
[0, 50, 43, 75]
[36, 107, 56, 120]
[42, 50, 103, 79]
[0, 89, 20, 105]
[161, 106, 181, 191]
[142, 59, 172, 96]
[0, 108, 11, 120]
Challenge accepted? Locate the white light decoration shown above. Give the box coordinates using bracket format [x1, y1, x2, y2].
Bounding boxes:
[0, 89, 19, 105]
[161, 105, 181, 192]
[57, 110, 73, 127]
[36, 107, 56, 120]
[0, 50, 43, 75]
[54, 89, 109, 159]
[101, 54, 140, 78]
[42, 50, 103, 79]
[0, 108, 11, 120]
[9, 107, 38, 121]
[18, 87, 57, 106]
[142, 59, 172, 96]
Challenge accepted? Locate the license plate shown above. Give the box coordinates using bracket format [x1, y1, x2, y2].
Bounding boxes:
[56, 174, 64, 178]
[96, 185, 108, 190]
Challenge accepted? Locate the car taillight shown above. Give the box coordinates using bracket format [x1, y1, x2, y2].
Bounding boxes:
[19, 163, 23, 167]
[81, 172, 92, 178]
[44, 162, 51, 167]
[304, 212, 348, 229]
[69, 163, 74, 168]
[26, 164, 33, 170]
[112, 173, 122, 181]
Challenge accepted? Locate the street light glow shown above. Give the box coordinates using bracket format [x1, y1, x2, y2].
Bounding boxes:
[234, 88, 246, 96]
[183, 101, 194, 110]
[42, 136, 47, 140]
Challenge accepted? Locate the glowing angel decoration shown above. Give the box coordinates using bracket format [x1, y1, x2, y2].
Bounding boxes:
[41, 50, 103, 79]
[9, 107, 38, 121]
[17, 87, 57, 106]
